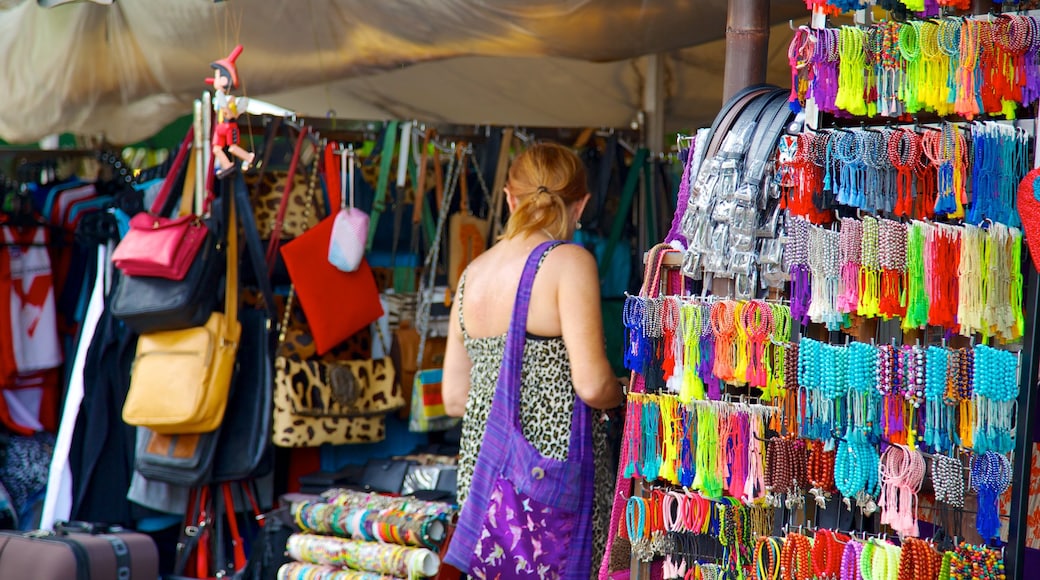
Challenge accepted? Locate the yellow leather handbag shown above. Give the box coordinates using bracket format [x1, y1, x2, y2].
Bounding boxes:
[122, 191, 242, 434]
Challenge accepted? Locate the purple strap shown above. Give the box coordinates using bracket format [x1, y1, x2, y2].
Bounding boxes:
[445, 241, 595, 579]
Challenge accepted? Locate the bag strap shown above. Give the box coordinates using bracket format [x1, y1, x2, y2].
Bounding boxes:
[149, 128, 195, 216]
[600, 147, 649, 275]
[232, 173, 276, 319]
[225, 181, 239, 337]
[497, 241, 586, 462]
[412, 128, 435, 226]
[177, 152, 197, 218]
[265, 125, 310, 269]
[591, 133, 619, 230]
[367, 120, 400, 251]
[253, 116, 285, 193]
[415, 148, 463, 368]
[221, 483, 248, 573]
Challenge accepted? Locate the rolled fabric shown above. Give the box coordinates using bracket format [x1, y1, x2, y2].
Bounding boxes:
[287, 533, 441, 579]
[277, 561, 403, 580]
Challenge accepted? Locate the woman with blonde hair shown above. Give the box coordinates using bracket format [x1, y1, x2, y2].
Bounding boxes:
[443, 142, 623, 578]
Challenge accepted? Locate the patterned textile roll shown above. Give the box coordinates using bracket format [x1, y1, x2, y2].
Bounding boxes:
[287, 533, 440, 579]
[277, 561, 403, 580]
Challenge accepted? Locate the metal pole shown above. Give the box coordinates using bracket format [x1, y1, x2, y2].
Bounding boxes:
[722, 0, 770, 102]
[1007, 254, 1038, 580]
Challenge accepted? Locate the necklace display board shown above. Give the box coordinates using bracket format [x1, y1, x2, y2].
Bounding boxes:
[605, 7, 1040, 580]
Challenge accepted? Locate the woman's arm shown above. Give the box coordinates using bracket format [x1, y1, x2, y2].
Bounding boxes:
[442, 292, 473, 417]
[557, 247, 625, 410]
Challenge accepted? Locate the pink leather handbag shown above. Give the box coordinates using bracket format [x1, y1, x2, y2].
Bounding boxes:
[111, 128, 209, 281]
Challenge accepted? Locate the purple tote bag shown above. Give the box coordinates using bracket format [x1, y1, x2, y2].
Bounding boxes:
[444, 241, 595, 579]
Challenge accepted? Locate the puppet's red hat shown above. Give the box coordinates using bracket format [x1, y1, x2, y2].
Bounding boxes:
[1016, 167, 1040, 271]
[210, 45, 243, 90]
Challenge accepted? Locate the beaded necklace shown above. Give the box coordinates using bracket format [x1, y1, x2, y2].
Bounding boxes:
[836, 26, 868, 117]
[983, 223, 1018, 342]
[840, 539, 863, 580]
[931, 453, 965, 508]
[787, 216, 814, 323]
[877, 219, 908, 320]
[899, 23, 924, 114]
[956, 225, 985, 338]
[659, 395, 681, 485]
[924, 345, 952, 453]
[838, 217, 863, 314]
[711, 301, 739, 384]
[925, 224, 960, 333]
[640, 395, 662, 481]
[807, 225, 843, 330]
[972, 344, 1020, 454]
[744, 411, 767, 503]
[877, 445, 925, 537]
[970, 452, 1012, 541]
[693, 403, 722, 499]
[680, 302, 705, 403]
[622, 393, 644, 478]
[780, 532, 812, 580]
[858, 216, 881, 318]
[765, 304, 791, 400]
[955, 19, 981, 119]
[902, 222, 929, 331]
[662, 297, 683, 394]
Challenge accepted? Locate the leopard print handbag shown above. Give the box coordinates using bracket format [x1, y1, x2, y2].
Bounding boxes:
[272, 290, 403, 448]
[244, 170, 322, 240]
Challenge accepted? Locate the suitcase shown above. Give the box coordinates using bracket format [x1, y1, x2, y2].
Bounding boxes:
[0, 522, 159, 580]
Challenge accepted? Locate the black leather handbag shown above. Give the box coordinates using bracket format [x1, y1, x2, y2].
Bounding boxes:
[133, 427, 220, 487]
[109, 224, 224, 335]
[210, 307, 274, 483]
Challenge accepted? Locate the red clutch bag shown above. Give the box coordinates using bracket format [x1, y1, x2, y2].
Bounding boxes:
[281, 214, 383, 355]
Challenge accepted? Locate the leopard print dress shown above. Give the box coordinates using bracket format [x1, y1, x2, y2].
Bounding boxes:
[455, 265, 612, 578]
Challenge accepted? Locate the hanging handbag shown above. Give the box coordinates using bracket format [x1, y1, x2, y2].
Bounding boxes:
[444, 241, 594, 579]
[272, 289, 397, 448]
[409, 148, 461, 433]
[280, 150, 383, 355]
[409, 368, 458, 433]
[121, 188, 242, 435]
[209, 307, 274, 483]
[134, 428, 220, 487]
[328, 146, 369, 273]
[447, 149, 489, 292]
[110, 150, 224, 335]
[111, 128, 208, 280]
[273, 288, 401, 415]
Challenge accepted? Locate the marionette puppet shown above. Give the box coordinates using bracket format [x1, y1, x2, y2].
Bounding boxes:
[206, 45, 255, 179]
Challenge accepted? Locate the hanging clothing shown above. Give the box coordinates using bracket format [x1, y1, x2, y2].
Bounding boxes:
[2, 225, 62, 373]
[454, 259, 613, 577]
[68, 270, 142, 526]
[40, 244, 106, 531]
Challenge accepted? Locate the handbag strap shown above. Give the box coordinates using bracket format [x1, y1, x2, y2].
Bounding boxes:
[415, 149, 463, 368]
[225, 182, 239, 337]
[265, 125, 310, 270]
[412, 127, 435, 226]
[178, 152, 197, 218]
[367, 120, 400, 251]
[498, 241, 587, 460]
[221, 482, 248, 572]
[149, 128, 195, 216]
[253, 116, 285, 193]
[232, 173, 277, 319]
[599, 147, 649, 276]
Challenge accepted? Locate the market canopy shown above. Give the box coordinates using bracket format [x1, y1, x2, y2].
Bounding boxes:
[0, 0, 805, 144]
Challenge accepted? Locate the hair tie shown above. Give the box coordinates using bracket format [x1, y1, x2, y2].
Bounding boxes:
[536, 185, 550, 195]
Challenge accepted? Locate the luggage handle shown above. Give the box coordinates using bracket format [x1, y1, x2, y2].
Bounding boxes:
[53, 521, 126, 536]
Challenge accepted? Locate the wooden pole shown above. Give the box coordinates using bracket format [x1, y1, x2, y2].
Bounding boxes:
[722, 0, 771, 102]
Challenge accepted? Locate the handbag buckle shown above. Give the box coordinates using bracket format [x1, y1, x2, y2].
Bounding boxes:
[531, 467, 545, 480]
[329, 365, 360, 407]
